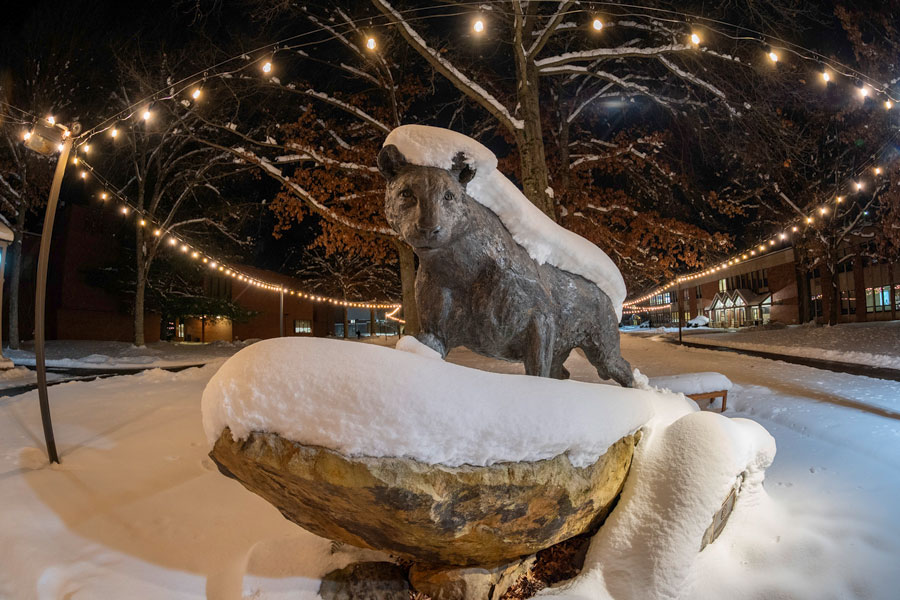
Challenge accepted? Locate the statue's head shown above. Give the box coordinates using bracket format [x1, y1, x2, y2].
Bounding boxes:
[378, 145, 476, 252]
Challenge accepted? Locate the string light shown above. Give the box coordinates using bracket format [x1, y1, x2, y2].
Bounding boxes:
[690, 32, 701, 45]
[262, 61, 272, 73]
[120, 206, 129, 215]
[822, 71, 830, 82]
[100, 192, 108, 200]
[23, 131, 31, 141]
[153, 229, 161, 236]
[859, 86, 869, 98]
[111, 128, 118, 138]
[139, 219, 146, 226]
[83, 145, 90, 153]
[473, 18, 484, 33]
[47, 116, 55, 125]
[142, 109, 152, 121]
[366, 37, 376, 50]
[192, 89, 201, 100]
[767, 50, 779, 63]
[874, 167, 882, 175]
[886, 100, 893, 110]
[592, 18, 603, 31]
[856, 181, 863, 191]
[57, 143, 65, 152]
[80, 171, 87, 179]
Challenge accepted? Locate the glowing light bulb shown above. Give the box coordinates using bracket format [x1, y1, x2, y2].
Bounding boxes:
[366, 37, 376, 50]
[111, 128, 118, 138]
[192, 89, 201, 99]
[169, 237, 177, 246]
[72, 157, 79, 165]
[80, 171, 86, 179]
[100, 192, 108, 200]
[886, 100, 893, 110]
[262, 61, 272, 73]
[856, 181, 863, 191]
[57, 143, 65, 152]
[759, 245, 766, 251]
[769, 239, 776, 245]
[780, 233, 786, 240]
[822, 71, 830, 82]
[83, 144, 90, 153]
[806, 217, 813, 224]
[592, 18, 603, 31]
[181, 244, 188, 252]
[836, 196, 843, 203]
[23, 131, 31, 141]
[47, 116, 55, 125]
[875, 167, 882, 175]
[690, 32, 700, 45]
[473, 19, 484, 33]
[120, 206, 128, 215]
[768, 51, 778, 63]
[210, 262, 217, 269]
[820, 207, 827, 215]
[142, 110, 151, 121]
[792, 226, 798, 232]
[139, 219, 146, 226]
[191, 251, 199, 258]
[153, 229, 161, 236]
[860, 86, 869, 98]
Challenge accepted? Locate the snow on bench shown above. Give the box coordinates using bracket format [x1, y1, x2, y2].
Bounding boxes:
[648, 372, 733, 412]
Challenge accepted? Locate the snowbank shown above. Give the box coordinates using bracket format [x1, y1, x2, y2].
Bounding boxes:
[384, 125, 627, 319]
[202, 337, 653, 467]
[547, 411, 776, 600]
[649, 372, 732, 395]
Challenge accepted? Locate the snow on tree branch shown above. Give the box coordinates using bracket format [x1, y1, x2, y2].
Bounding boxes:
[372, 0, 524, 131]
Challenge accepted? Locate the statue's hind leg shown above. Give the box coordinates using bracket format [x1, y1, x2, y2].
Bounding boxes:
[523, 317, 554, 377]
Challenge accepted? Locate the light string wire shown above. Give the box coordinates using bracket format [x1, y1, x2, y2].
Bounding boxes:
[9, 1, 900, 310]
[76, 157, 401, 310]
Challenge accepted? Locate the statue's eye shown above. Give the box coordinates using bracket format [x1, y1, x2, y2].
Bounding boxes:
[443, 191, 454, 201]
[400, 189, 414, 200]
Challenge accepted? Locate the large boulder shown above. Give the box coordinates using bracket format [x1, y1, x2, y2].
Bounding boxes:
[210, 427, 637, 568]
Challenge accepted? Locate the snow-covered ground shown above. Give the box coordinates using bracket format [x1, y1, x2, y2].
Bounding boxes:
[0, 365, 64, 391]
[682, 320, 900, 369]
[2, 335, 899, 599]
[4, 339, 258, 370]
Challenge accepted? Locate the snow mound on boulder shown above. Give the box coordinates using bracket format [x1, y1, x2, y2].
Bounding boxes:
[548, 410, 776, 600]
[384, 125, 627, 319]
[201, 337, 655, 468]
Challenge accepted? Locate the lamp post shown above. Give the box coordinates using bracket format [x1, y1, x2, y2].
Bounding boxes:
[24, 118, 78, 464]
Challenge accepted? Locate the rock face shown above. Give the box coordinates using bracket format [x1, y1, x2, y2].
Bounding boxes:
[319, 562, 409, 600]
[210, 427, 637, 567]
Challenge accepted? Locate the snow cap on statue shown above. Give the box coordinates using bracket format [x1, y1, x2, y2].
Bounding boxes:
[383, 124, 628, 319]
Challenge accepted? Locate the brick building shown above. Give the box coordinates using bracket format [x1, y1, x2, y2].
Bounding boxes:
[6, 202, 395, 344]
[634, 244, 900, 328]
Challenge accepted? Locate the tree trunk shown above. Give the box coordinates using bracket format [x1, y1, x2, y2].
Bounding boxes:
[370, 308, 377, 336]
[826, 262, 839, 327]
[134, 267, 146, 346]
[7, 207, 27, 349]
[515, 64, 555, 220]
[342, 306, 349, 338]
[396, 241, 420, 335]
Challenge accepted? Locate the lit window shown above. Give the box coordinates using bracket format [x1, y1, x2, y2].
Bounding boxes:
[293, 319, 312, 334]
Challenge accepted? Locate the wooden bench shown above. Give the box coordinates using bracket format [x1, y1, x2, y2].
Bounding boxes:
[648, 372, 732, 413]
[686, 390, 728, 413]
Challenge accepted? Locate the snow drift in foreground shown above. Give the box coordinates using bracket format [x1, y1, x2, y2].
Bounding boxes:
[202, 337, 653, 467]
[384, 125, 627, 319]
[546, 411, 775, 600]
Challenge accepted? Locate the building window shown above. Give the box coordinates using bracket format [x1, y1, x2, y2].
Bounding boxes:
[695, 285, 702, 299]
[718, 279, 727, 293]
[840, 290, 856, 315]
[866, 286, 893, 313]
[294, 319, 312, 334]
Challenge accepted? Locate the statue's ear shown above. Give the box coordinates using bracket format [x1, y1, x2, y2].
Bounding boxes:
[377, 145, 408, 180]
[451, 151, 476, 187]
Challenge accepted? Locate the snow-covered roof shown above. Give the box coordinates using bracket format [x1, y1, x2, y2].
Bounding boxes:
[384, 125, 627, 319]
